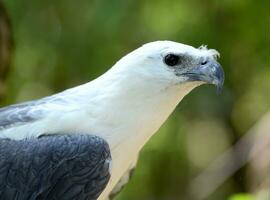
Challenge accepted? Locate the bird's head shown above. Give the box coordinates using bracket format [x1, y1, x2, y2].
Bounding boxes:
[94, 41, 225, 148]
[113, 41, 224, 93]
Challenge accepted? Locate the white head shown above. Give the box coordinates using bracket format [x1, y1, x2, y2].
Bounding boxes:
[91, 40, 225, 148]
[109, 40, 224, 93]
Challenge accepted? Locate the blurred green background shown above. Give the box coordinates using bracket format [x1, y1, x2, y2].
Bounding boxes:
[1, 0, 270, 200]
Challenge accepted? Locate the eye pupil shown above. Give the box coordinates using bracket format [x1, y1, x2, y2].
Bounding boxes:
[164, 54, 179, 66]
[201, 60, 208, 65]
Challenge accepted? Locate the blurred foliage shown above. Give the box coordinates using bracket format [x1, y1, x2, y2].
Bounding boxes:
[229, 194, 255, 200]
[0, 0, 12, 101]
[2, 0, 270, 199]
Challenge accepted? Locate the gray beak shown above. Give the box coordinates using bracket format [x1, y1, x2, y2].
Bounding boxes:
[182, 60, 225, 92]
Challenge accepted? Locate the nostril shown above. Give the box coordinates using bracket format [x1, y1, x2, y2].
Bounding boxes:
[201, 60, 208, 65]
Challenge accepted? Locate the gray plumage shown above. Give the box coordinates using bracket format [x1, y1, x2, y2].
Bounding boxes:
[0, 101, 44, 129]
[0, 94, 71, 131]
[0, 134, 111, 200]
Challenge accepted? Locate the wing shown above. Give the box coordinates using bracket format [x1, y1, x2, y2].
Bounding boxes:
[0, 134, 111, 200]
[0, 100, 45, 130]
[0, 95, 74, 131]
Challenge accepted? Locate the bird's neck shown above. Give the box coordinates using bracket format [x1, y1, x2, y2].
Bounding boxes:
[83, 70, 202, 156]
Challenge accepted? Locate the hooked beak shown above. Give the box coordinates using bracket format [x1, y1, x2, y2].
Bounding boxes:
[181, 60, 225, 92]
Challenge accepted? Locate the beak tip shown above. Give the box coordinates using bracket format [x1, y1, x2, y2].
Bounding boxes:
[216, 83, 223, 94]
[212, 62, 225, 94]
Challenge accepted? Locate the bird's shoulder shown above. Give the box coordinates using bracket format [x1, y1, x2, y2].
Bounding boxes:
[0, 94, 76, 131]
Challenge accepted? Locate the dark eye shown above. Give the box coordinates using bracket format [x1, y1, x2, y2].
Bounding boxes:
[201, 60, 208, 65]
[164, 54, 180, 66]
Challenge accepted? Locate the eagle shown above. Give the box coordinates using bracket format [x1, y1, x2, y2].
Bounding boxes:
[0, 41, 224, 200]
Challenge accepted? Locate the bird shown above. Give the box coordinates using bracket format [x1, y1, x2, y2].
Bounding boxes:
[0, 41, 224, 200]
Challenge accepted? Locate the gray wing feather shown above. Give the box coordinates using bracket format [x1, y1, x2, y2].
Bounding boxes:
[0, 95, 70, 130]
[0, 101, 44, 129]
[0, 134, 111, 200]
